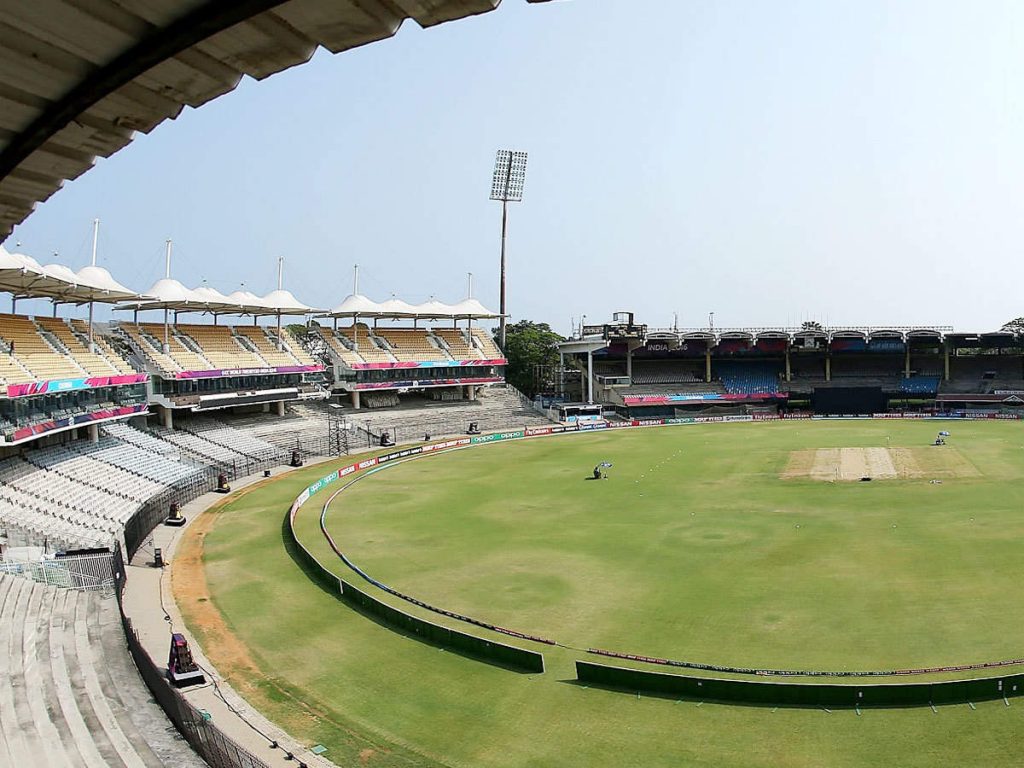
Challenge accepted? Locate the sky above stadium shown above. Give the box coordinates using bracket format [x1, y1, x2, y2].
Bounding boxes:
[5, 0, 1024, 334]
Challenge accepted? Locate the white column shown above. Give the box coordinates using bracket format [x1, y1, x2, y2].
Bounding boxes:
[276, 400, 285, 416]
[87, 423, 99, 443]
[351, 390, 361, 409]
[161, 406, 173, 429]
[587, 349, 594, 404]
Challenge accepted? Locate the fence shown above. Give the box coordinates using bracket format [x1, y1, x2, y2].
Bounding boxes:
[123, 466, 219, 559]
[576, 661, 1024, 708]
[117, 588, 272, 768]
[286, 485, 545, 673]
[0, 546, 124, 591]
[0, 549, 124, 590]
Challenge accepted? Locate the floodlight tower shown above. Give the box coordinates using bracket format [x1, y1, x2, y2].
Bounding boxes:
[489, 149, 528, 350]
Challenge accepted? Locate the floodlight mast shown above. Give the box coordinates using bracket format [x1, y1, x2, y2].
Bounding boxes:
[490, 149, 528, 349]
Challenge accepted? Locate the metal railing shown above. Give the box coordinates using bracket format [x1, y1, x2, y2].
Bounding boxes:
[0, 549, 122, 590]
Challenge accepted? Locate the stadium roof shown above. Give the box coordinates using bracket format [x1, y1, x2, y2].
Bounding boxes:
[325, 294, 501, 319]
[0, 0, 552, 237]
[0, 244, 142, 303]
[116, 281, 321, 315]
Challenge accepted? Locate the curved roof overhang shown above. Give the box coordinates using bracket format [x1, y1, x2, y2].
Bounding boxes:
[868, 329, 905, 341]
[0, 0, 552, 237]
[645, 331, 680, 341]
[831, 329, 867, 340]
[906, 329, 943, 341]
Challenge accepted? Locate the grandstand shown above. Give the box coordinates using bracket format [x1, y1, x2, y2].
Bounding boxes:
[561, 317, 1024, 417]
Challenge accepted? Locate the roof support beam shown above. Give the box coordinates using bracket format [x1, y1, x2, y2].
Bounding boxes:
[0, 0, 291, 183]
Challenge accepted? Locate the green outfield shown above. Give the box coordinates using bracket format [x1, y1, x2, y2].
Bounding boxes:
[182, 420, 1024, 767]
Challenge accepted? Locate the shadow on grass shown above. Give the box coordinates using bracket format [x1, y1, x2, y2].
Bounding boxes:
[280, 511, 542, 675]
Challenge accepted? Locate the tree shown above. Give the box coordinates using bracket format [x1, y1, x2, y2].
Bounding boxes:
[1000, 317, 1024, 333]
[800, 320, 824, 331]
[495, 320, 564, 397]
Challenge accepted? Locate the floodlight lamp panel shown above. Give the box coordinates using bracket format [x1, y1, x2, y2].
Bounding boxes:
[490, 149, 528, 201]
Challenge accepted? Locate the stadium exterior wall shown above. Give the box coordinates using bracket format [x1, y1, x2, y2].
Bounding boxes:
[576, 661, 1024, 708]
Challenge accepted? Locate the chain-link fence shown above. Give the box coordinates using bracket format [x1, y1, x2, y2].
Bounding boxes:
[118, 601, 271, 768]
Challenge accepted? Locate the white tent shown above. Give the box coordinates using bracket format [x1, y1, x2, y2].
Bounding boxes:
[327, 293, 383, 317]
[375, 296, 420, 319]
[258, 288, 323, 348]
[413, 298, 456, 319]
[448, 297, 501, 319]
[0, 246, 88, 301]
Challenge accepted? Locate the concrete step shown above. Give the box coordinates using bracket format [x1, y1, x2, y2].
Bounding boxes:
[1, 577, 34, 767]
[21, 582, 71, 768]
[62, 589, 123, 767]
[86, 592, 163, 768]
[33, 586, 77, 767]
[73, 589, 145, 768]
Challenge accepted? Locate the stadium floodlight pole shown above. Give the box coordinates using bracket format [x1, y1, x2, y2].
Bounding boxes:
[490, 149, 528, 350]
[163, 239, 172, 355]
[88, 218, 99, 352]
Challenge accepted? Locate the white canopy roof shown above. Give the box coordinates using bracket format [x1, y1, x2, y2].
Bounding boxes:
[191, 285, 242, 312]
[75, 265, 139, 302]
[260, 289, 322, 315]
[0, 245, 144, 304]
[116, 278, 199, 311]
[323, 294, 501, 319]
[448, 297, 502, 319]
[328, 293, 381, 316]
[225, 290, 270, 313]
[377, 297, 420, 318]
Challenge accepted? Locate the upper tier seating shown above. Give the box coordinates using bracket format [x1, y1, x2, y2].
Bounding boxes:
[342, 324, 395, 364]
[117, 323, 181, 376]
[715, 361, 781, 395]
[0, 574, 207, 768]
[234, 325, 298, 367]
[323, 328, 366, 365]
[0, 314, 81, 381]
[471, 328, 503, 358]
[119, 322, 321, 375]
[375, 328, 451, 362]
[630, 361, 704, 385]
[34, 317, 130, 376]
[69, 320, 135, 375]
[177, 323, 264, 369]
[138, 323, 210, 372]
[434, 329, 482, 359]
[0, 314, 138, 384]
[274, 327, 319, 366]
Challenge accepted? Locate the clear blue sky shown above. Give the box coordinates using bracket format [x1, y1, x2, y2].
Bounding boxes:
[6, 0, 1024, 333]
